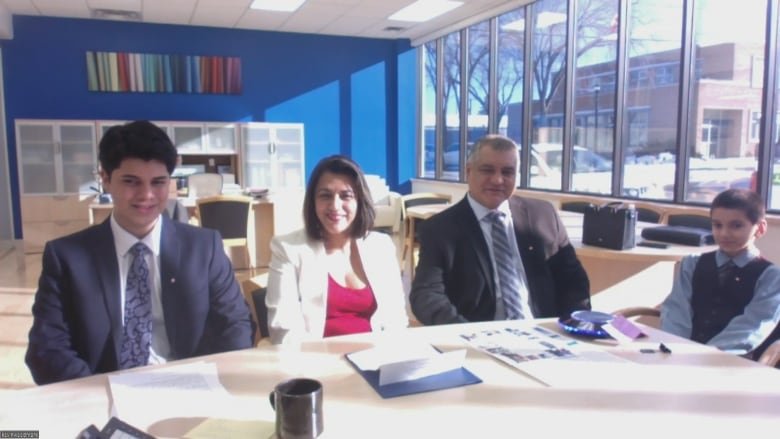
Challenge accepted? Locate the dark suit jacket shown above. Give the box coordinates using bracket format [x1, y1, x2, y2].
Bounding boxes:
[26, 215, 255, 385]
[410, 195, 590, 325]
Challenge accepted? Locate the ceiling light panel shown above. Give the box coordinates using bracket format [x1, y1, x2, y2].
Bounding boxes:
[389, 0, 463, 23]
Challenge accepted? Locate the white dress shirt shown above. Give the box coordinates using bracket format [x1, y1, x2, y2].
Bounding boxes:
[110, 214, 171, 364]
[467, 194, 533, 319]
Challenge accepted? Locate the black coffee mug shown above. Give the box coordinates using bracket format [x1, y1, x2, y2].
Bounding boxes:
[269, 378, 324, 439]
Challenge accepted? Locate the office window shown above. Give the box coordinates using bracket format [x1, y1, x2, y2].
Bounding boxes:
[497, 8, 525, 149]
[442, 31, 462, 181]
[621, 0, 683, 200]
[529, 0, 568, 191]
[422, 41, 437, 178]
[417, 0, 780, 211]
[571, 0, 618, 196]
[684, 0, 765, 203]
[467, 21, 490, 156]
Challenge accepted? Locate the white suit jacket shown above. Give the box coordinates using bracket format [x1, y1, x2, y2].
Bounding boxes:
[266, 229, 409, 344]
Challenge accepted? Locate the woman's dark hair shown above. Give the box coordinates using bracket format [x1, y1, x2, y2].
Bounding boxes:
[303, 155, 375, 241]
[99, 120, 178, 177]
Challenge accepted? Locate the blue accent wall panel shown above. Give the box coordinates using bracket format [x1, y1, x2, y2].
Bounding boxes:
[351, 62, 387, 176]
[2, 15, 416, 237]
[396, 46, 418, 193]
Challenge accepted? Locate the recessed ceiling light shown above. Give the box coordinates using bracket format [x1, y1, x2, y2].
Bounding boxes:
[389, 0, 463, 23]
[91, 8, 142, 21]
[250, 0, 306, 13]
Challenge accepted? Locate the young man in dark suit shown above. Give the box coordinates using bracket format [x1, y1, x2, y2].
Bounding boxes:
[410, 135, 590, 325]
[26, 121, 255, 385]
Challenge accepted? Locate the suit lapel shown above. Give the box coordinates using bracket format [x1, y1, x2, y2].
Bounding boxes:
[90, 220, 123, 363]
[159, 216, 181, 355]
[455, 197, 495, 292]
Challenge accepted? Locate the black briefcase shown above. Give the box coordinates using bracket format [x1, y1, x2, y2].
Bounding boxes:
[640, 225, 714, 246]
[582, 202, 637, 250]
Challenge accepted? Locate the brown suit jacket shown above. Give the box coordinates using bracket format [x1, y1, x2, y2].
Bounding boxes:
[410, 195, 590, 324]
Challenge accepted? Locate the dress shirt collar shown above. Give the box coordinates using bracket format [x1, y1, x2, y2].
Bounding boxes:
[467, 193, 512, 222]
[715, 245, 760, 268]
[110, 213, 162, 257]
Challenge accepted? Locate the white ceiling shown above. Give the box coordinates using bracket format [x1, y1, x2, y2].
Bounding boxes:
[0, 0, 529, 42]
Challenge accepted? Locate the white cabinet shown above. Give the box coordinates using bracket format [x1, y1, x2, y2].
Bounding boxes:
[15, 119, 98, 252]
[158, 121, 238, 155]
[16, 120, 98, 195]
[241, 122, 304, 191]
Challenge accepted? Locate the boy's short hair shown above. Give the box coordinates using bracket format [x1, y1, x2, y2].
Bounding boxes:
[98, 120, 178, 177]
[711, 189, 765, 224]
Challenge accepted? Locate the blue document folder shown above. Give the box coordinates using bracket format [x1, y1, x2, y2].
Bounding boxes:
[345, 355, 482, 399]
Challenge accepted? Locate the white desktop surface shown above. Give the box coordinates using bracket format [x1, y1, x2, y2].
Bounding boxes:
[2, 320, 778, 438]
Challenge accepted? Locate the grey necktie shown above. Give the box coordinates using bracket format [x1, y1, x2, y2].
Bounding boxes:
[120, 242, 153, 369]
[487, 211, 524, 319]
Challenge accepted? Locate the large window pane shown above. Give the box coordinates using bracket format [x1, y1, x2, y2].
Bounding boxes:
[442, 32, 462, 181]
[623, 0, 683, 200]
[467, 22, 490, 155]
[686, 0, 766, 204]
[529, 0, 568, 190]
[422, 41, 437, 178]
[571, 0, 618, 195]
[497, 7, 525, 184]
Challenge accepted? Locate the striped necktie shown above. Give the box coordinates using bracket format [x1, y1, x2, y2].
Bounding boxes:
[120, 242, 153, 369]
[487, 211, 524, 319]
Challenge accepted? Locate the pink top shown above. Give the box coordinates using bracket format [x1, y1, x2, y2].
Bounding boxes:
[323, 274, 377, 337]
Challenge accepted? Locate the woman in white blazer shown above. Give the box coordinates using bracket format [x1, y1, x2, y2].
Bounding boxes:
[266, 155, 408, 344]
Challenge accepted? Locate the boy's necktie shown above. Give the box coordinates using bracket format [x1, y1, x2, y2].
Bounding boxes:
[120, 242, 153, 369]
[718, 259, 737, 286]
[487, 211, 525, 319]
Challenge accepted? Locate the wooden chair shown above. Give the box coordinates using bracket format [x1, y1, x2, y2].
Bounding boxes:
[613, 306, 780, 367]
[400, 192, 452, 276]
[187, 172, 223, 198]
[241, 278, 269, 344]
[196, 195, 256, 270]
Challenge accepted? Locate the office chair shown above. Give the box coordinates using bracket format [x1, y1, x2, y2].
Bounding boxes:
[241, 278, 270, 344]
[187, 172, 223, 198]
[634, 205, 664, 223]
[400, 192, 452, 276]
[196, 195, 256, 270]
[666, 213, 712, 230]
[560, 200, 597, 214]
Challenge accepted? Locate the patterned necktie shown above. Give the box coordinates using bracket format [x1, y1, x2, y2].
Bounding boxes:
[487, 211, 524, 319]
[718, 259, 737, 287]
[120, 242, 153, 369]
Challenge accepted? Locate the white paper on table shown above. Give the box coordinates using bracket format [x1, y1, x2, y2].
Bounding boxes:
[346, 342, 441, 371]
[347, 341, 466, 386]
[378, 349, 466, 386]
[108, 361, 254, 426]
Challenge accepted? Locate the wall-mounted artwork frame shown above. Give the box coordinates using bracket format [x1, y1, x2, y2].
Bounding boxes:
[86, 51, 241, 94]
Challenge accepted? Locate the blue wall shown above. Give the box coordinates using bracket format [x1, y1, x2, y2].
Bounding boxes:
[2, 16, 418, 237]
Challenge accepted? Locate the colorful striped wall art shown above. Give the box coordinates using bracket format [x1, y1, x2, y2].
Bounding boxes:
[86, 51, 242, 94]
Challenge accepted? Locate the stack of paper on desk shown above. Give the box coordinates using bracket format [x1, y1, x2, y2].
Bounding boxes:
[346, 342, 481, 398]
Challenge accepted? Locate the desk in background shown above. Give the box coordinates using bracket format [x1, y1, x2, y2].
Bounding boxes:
[2, 320, 778, 438]
[89, 198, 277, 269]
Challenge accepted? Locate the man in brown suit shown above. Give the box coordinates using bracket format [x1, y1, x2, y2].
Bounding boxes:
[410, 135, 590, 324]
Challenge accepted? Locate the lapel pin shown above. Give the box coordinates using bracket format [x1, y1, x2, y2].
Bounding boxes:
[170, 278, 176, 284]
